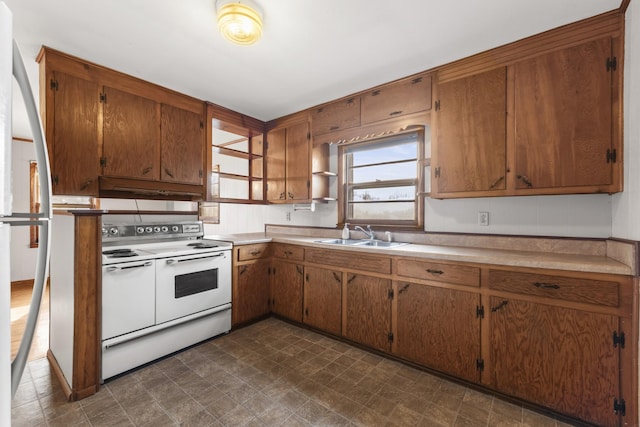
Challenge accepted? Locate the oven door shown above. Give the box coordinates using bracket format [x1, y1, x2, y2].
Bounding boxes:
[155, 250, 231, 324]
[102, 260, 156, 340]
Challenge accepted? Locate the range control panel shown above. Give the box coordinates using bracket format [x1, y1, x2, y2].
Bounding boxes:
[102, 221, 203, 241]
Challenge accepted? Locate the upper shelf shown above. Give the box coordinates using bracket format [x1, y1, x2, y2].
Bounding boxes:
[212, 145, 262, 160]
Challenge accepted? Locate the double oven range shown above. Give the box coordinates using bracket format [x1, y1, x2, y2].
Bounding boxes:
[101, 221, 232, 380]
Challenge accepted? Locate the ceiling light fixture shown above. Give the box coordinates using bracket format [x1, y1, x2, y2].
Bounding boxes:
[216, 0, 263, 46]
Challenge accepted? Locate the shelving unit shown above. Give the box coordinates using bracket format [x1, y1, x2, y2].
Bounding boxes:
[311, 142, 337, 202]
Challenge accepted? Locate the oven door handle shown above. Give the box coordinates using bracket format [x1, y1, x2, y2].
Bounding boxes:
[106, 261, 153, 272]
[165, 253, 225, 265]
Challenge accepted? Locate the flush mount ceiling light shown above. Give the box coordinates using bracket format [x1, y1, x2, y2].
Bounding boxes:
[216, 0, 263, 45]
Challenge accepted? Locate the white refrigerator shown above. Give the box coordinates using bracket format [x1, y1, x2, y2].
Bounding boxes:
[0, 2, 53, 425]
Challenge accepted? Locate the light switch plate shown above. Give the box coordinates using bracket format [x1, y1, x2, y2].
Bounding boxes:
[478, 211, 489, 226]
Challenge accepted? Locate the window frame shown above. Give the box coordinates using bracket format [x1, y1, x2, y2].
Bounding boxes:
[338, 129, 425, 230]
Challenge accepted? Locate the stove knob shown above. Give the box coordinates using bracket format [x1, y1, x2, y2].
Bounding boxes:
[161, 226, 169, 232]
[109, 227, 119, 235]
[153, 226, 161, 233]
[172, 226, 179, 232]
[101, 227, 108, 236]
[145, 227, 153, 233]
[136, 226, 144, 234]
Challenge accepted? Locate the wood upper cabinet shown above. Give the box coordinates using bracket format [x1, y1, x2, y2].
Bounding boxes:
[489, 297, 620, 427]
[234, 259, 270, 326]
[303, 266, 342, 336]
[311, 97, 361, 136]
[343, 273, 392, 352]
[361, 74, 432, 124]
[394, 282, 481, 383]
[270, 258, 303, 322]
[513, 37, 618, 192]
[160, 104, 204, 185]
[102, 86, 160, 180]
[432, 67, 507, 196]
[46, 71, 101, 196]
[266, 120, 311, 202]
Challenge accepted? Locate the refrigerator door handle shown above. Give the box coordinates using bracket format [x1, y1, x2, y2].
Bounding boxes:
[10, 40, 53, 398]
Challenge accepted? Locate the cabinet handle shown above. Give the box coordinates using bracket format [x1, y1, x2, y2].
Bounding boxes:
[489, 176, 504, 189]
[411, 77, 423, 84]
[305, 273, 309, 282]
[329, 126, 339, 131]
[79, 179, 93, 191]
[296, 265, 303, 275]
[371, 90, 381, 96]
[284, 250, 292, 256]
[142, 166, 153, 175]
[239, 265, 248, 275]
[516, 175, 532, 187]
[279, 192, 286, 199]
[426, 268, 444, 275]
[389, 111, 403, 116]
[491, 300, 509, 312]
[332, 272, 341, 283]
[165, 168, 174, 178]
[533, 282, 560, 290]
[250, 250, 261, 256]
[399, 284, 410, 294]
[288, 191, 295, 199]
[347, 274, 357, 284]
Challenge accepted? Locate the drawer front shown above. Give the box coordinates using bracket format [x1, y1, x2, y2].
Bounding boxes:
[305, 248, 391, 274]
[361, 74, 432, 124]
[489, 270, 619, 307]
[237, 243, 270, 261]
[272, 243, 304, 261]
[396, 259, 480, 287]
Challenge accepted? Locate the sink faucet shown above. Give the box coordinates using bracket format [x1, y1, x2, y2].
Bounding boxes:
[354, 225, 375, 240]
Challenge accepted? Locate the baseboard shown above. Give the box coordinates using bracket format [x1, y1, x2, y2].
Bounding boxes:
[46, 350, 72, 401]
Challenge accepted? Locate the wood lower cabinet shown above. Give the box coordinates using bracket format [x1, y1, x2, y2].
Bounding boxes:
[303, 266, 342, 335]
[489, 297, 620, 427]
[234, 260, 270, 326]
[343, 273, 392, 352]
[394, 282, 481, 382]
[270, 258, 303, 322]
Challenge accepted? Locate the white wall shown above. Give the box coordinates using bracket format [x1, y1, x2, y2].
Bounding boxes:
[9, 139, 38, 282]
[612, 3, 640, 240]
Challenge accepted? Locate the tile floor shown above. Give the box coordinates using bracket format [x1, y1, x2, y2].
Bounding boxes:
[12, 318, 577, 426]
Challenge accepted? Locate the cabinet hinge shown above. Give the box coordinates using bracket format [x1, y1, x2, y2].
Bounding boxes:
[199, 169, 203, 178]
[100, 157, 107, 168]
[476, 359, 485, 371]
[50, 79, 58, 91]
[434, 100, 441, 111]
[52, 175, 59, 185]
[606, 56, 617, 72]
[476, 306, 484, 319]
[613, 331, 625, 348]
[388, 332, 394, 343]
[264, 141, 268, 151]
[307, 132, 311, 140]
[267, 267, 271, 275]
[434, 167, 441, 178]
[613, 398, 626, 416]
[307, 180, 310, 189]
[411, 77, 423, 84]
[200, 120, 204, 129]
[606, 148, 617, 164]
[388, 289, 394, 300]
[99, 92, 107, 103]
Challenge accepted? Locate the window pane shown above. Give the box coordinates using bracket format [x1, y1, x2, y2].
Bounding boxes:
[352, 186, 416, 202]
[349, 202, 415, 221]
[349, 137, 418, 166]
[352, 161, 417, 183]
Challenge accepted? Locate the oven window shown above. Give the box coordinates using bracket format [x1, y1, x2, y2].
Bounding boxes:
[175, 268, 218, 298]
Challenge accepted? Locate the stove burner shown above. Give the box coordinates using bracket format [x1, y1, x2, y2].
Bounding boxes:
[188, 242, 219, 249]
[103, 249, 138, 258]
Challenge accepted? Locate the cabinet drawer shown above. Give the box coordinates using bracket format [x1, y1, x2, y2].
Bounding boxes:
[361, 74, 431, 124]
[489, 270, 619, 307]
[237, 243, 270, 261]
[305, 248, 391, 274]
[396, 259, 479, 287]
[311, 97, 361, 136]
[272, 243, 304, 261]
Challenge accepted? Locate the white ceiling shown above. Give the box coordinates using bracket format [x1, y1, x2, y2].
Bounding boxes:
[6, 0, 621, 134]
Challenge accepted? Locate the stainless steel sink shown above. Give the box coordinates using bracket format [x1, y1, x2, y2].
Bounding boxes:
[315, 239, 408, 248]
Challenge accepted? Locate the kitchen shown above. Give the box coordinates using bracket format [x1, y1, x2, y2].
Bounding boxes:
[2, 0, 640, 426]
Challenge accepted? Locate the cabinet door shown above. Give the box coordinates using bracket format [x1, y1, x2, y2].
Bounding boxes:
[433, 68, 507, 195]
[266, 127, 287, 201]
[490, 297, 620, 427]
[270, 259, 303, 322]
[361, 74, 432, 124]
[311, 97, 361, 136]
[395, 282, 481, 382]
[285, 121, 310, 201]
[303, 266, 342, 336]
[234, 260, 270, 326]
[49, 72, 100, 195]
[102, 87, 159, 180]
[161, 104, 204, 185]
[514, 38, 614, 190]
[344, 273, 391, 352]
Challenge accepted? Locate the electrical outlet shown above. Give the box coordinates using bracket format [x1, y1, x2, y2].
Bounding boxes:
[478, 211, 489, 226]
[285, 212, 291, 221]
